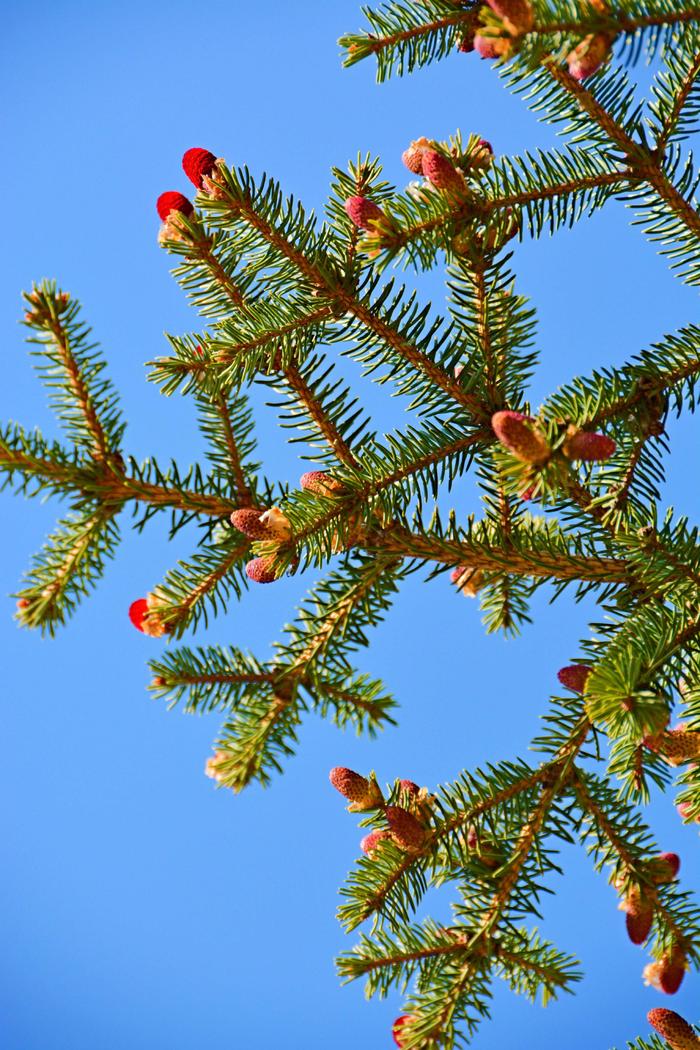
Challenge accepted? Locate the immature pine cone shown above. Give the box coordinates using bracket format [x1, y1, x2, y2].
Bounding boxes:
[647, 1009, 700, 1050]
[421, 149, 467, 194]
[401, 137, 433, 174]
[623, 885, 654, 945]
[557, 665, 592, 694]
[156, 191, 194, 221]
[492, 410, 550, 465]
[299, 471, 345, 497]
[385, 805, 428, 851]
[360, 829, 391, 855]
[561, 429, 616, 462]
[183, 147, 218, 188]
[644, 945, 687, 995]
[344, 195, 389, 231]
[245, 556, 279, 584]
[329, 767, 384, 811]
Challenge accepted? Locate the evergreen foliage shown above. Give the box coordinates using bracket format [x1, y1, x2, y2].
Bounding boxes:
[5, 0, 700, 1044]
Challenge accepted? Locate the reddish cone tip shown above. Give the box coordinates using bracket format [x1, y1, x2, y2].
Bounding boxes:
[421, 149, 465, 193]
[657, 852, 681, 881]
[625, 898, 653, 945]
[647, 1008, 700, 1049]
[393, 1015, 412, 1048]
[344, 195, 386, 231]
[360, 829, 390, 855]
[156, 191, 194, 221]
[399, 779, 420, 796]
[182, 147, 218, 188]
[245, 556, 278, 584]
[128, 597, 149, 632]
[557, 665, 591, 694]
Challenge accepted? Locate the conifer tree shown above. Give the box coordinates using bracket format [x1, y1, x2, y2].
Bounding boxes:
[5, 1, 700, 1046]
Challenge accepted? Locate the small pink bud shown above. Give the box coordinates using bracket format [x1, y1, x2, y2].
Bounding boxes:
[393, 1016, 412, 1048]
[557, 665, 592, 694]
[230, 507, 291, 541]
[492, 410, 550, 465]
[156, 191, 194, 221]
[385, 806, 428, 851]
[401, 137, 433, 174]
[647, 1008, 700, 1050]
[245, 556, 278, 584]
[183, 147, 218, 188]
[360, 829, 391, 855]
[329, 767, 384, 810]
[566, 33, 612, 81]
[299, 471, 345, 497]
[421, 149, 467, 195]
[624, 886, 654, 945]
[344, 196, 389, 231]
[561, 430, 616, 462]
[652, 853, 681, 883]
[399, 779, 420, 796]
[644, 946, 687, 995]
[470, 138, 494, 169]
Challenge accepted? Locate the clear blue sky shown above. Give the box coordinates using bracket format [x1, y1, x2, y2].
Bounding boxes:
[2, 2, 699, 1048]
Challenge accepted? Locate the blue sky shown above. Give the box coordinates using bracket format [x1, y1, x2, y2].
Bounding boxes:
[2, 2, 699, 1048]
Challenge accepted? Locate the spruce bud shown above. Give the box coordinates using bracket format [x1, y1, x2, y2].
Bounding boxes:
[557, 665, 592, 694]
[650, 852, 681, 884]
[385, 805, 428, 851]
[421, 149, 467, 195]
[230, 506, 291, 541]
[393, 1016, 412, 1048]
[491, 410, 550, 465]
[623, 885, 654, 945]
[566, 33, 613, 81]
[245, 556, 279, 584]
[299, 471, 345, 497]
[360, 829, 391, 855]
[658, 727, 700, 765]
[399, 779, 420, 796]
[182, 147, 218, 188]
[647, 1008, 700, 1050]
[329, 767, 384, 811]
[644, 945, 687, 995]
[128, 597, 168, 637]
[561, 429, 616, 462]
[401, 137, 433, 174]
[344, 196, 389, 232]
[156, 191, 194, 221]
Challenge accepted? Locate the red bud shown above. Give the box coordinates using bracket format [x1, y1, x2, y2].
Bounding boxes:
[421, 149, 466, 194]
[245, 556, 278, 584]
[386, 806, 427, 851]
[647, 1008, 700, 1050]
[182, 147, 218, 188]
[557, 665, 592, 694]
[156, 191, 194, 221]
[344, 196, 388, 231]
[492, 411, 550, 465]
[562, 430, 616, 462]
